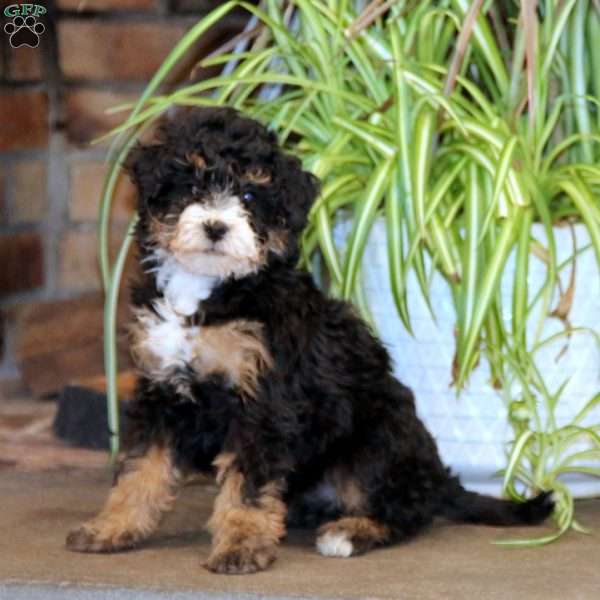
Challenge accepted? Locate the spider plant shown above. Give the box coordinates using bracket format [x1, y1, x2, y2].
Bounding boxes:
[98, 0, 600, 544]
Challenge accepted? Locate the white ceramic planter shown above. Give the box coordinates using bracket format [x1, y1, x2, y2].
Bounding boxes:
[335, 221, 600, 497]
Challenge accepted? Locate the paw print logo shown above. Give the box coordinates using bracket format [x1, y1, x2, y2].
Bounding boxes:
[4, 15, 45, 48]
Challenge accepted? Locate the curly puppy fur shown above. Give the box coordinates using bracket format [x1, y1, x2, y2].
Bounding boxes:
[66, 107, 553, 573]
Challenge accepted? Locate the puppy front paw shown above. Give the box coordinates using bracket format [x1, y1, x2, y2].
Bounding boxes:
[65, 523, 138, 553]
[204, 542, 277, 574]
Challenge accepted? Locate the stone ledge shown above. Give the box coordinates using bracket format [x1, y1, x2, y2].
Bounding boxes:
[0, 583, 317, 600]
[1, 468, 599, 600]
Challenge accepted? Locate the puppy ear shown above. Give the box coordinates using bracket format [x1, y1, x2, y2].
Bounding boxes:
[287, 168, 320, 232]
[125, 142, 170, 207]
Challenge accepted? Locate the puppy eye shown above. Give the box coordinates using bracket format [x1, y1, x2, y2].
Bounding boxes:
[242, 191, 256, 203]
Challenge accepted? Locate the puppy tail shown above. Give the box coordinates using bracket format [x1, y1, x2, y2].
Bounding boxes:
[440, 480, 554, 526]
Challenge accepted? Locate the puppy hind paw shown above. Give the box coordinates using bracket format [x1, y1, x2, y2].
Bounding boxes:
[204, 544, 277, 574]
[316, 517, 389, 558]
[65, 525, 137, 553]
[316, 530, 354, 558]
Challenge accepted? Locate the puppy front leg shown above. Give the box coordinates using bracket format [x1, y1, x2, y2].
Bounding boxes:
[205, 453, 287, 574]
[66, 444, 181, 553]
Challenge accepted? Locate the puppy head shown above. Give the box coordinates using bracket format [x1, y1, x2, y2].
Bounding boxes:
[126, 107, 320, 279]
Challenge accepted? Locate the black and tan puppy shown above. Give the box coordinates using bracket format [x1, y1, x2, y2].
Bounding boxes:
[66, 107, 553, 574]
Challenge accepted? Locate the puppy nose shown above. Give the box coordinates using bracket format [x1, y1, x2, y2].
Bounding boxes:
[203, 220, 228, 242]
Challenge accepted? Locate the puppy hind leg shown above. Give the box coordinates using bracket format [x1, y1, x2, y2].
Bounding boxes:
[315, 468, 390, 557]
[66, 445, 181, 553]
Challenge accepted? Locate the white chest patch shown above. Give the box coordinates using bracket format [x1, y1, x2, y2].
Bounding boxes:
[133, 298, 198, 375]
[156, 258, 217, 316]
[131, 260, 272, 398]
[131, 261, 217, 377]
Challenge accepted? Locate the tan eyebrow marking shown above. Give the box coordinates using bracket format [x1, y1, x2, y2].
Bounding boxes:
[186, 152, 206, 170]
[244, 167, 271, 185]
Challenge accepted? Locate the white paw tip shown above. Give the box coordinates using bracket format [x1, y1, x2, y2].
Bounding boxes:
[316, 531, 353, 558]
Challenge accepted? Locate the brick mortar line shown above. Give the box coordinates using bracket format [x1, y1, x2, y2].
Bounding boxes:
[0, 81, 46, 90]
[61, 80, 146, 91]
[56, 12, 238, 24]
[0, 147, 112, 164]
[0, 149, 48, 164]
[0, 285, 92, 311]
[61, 221, 131, 235]
[0, 220, 46, 237]
[0, 20, 9, 78]
[41, 1, 68, 300]
[45, 134, 70, 298]
[0, 79, 45, 87]
[156, 0, 171, 17]
[0, 318, 19, 377]
[66, 147, 115, 161]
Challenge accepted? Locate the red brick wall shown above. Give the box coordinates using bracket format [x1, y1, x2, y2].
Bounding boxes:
[0, 0, 248, 383]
